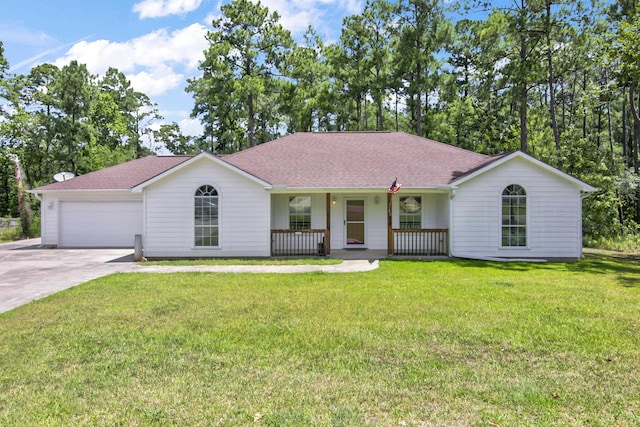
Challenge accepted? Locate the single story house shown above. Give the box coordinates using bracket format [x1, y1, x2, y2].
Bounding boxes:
[31, 132, 596, 260]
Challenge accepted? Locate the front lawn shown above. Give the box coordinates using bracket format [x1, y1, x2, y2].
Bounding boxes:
[1, 256, 639, 426]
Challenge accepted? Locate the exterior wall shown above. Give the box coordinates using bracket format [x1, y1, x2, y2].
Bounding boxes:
[142, 158, 270, 258]
[450, 157, 584, 259]
[39, 191, 141, 247]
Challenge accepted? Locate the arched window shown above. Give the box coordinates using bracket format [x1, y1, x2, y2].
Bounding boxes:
[501, 185, 526, 247]
[194, 185, 219, 247]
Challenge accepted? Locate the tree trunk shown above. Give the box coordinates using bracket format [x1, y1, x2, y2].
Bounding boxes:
[546, 0, 561, 166]
[395, 88, 399, 132]
[629, 82, 640, 222]
[622, 88, 628, 165]
[248, 92, 256, 148]
[415, 65, 423, 137]
[608, 100, 615, 165]
[519, 33, 528, 153]
[12, 155, 32, 238]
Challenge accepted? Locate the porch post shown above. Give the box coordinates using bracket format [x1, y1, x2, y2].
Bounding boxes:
[387, 192, 394, 255]
[325, 193, 331, 255]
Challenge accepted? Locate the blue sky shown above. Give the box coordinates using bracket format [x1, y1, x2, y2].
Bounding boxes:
[0, 0, 363, 136]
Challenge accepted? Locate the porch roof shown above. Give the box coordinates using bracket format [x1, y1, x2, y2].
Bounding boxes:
[223, 132, 496, 189]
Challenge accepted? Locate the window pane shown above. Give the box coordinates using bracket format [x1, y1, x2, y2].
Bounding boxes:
[347, 200, 365, 222]
[289, 196, 311, 230]
[195, 185, 219, 247]
[399, 196, 421, 229]
[501, 186, 526, 247]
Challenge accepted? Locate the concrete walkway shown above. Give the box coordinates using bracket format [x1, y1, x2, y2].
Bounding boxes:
[0, 238, 379, 314]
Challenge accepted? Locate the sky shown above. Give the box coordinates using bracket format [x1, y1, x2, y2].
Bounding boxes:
[0, 0, 363, 137]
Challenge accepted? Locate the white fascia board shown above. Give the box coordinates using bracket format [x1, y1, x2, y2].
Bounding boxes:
[131, 152, 272, 192]
[450, 151, 597, 192]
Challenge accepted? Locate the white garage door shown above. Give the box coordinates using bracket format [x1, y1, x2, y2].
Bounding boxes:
[59, 200, 143, 248]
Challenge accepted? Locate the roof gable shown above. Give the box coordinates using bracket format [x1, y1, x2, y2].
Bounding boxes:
[131, 152, 272, 191]
[449, 151, 597, 192]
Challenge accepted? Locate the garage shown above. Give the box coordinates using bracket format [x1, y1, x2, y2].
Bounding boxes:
[59, 200, 143, 248]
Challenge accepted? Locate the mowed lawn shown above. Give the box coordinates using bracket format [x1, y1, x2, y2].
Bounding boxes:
[1, 256, 639, 426]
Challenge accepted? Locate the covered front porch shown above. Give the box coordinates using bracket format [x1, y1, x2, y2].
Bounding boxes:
[270, 192, 450, 257]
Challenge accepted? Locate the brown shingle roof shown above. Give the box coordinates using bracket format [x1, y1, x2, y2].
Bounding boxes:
[223, 132, 495, 188]
[34, 155, 192, 191]
[33, 133, 499, 192]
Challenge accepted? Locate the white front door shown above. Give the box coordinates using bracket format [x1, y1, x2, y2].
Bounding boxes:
[345, 199, 366, 248]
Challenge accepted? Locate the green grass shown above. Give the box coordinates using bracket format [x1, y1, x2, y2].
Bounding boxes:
[143, 257, 342, 266]
[1, 256, 639, 426]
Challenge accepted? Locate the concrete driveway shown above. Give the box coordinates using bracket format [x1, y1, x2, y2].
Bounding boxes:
[0, 239, 380, 314]
[0, 239, 135, 314]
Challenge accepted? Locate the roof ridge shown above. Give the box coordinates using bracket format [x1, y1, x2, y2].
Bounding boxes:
[395, 131, 492, 158]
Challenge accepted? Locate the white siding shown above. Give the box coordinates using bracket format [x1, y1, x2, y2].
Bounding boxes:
[40, 193, 59, 246]
[142, 157, 270, 258]
[451, 157, 584, 259]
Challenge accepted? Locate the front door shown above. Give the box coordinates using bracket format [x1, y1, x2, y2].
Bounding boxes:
[345, 199, 366, 247]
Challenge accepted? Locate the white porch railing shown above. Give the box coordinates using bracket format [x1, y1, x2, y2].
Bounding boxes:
[271, 230, 326, 256]
[393, 229, 449, 256]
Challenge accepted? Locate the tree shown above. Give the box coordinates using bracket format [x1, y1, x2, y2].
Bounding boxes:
[188, 0, 293, 151]
[610, 7, 640, 221]
[153, 122, 198, 155]
[98, 68, 160, 158]
[393, 0, 452, 137]
[280, 27, 333, 133]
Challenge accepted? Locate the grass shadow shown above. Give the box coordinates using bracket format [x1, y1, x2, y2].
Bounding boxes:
[382, 253, 640, 288]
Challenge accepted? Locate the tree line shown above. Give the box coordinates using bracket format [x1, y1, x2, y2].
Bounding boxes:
[1, 0, 639, 243]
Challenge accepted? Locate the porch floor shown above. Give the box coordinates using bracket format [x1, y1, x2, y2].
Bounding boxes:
[329, 249, 450, 261]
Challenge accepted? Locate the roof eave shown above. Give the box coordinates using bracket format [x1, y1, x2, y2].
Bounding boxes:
[268, 185, 451, 193]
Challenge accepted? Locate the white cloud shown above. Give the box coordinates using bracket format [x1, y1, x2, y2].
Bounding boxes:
[0, 23, 57, 47]
[128, 65, 184, 97]
[205, 0, 363, 38]
[178, 117, 204, 136]
[53, 23, 208, 95]
[133, 0, 204, 19]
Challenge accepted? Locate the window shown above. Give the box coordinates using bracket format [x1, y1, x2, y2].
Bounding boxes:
[399, 196, 422, 229]
[289, 196, 311, 230]
[194, 185, 219, 247]
[501, 185, 526, 247]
